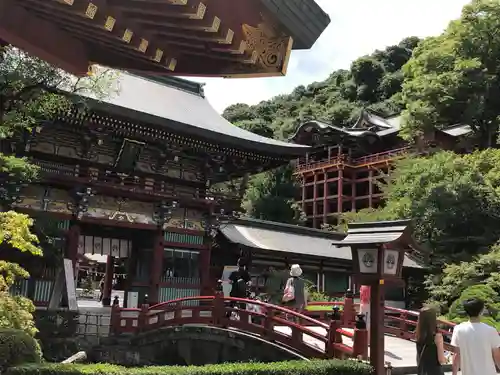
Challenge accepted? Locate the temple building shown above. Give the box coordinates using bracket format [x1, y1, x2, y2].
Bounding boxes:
[5, 74, 313, 307]
[291, 109, 475, 228]
[1, 0, 330, 77]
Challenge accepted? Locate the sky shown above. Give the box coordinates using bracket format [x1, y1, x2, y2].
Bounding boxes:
[184, 0, 471, 114]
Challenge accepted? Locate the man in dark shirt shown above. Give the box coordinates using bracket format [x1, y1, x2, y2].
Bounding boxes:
[228, 258, 250, 314]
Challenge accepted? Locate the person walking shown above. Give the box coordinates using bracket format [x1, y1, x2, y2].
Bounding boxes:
[451, 298, 500, 375]
[227, 258, 250, 316]
[282, 264, 307, 312]
[359, 285, 371, 339]
[416, 306, 447, 375]
[98, 277, 105, 302]
[264, 266, 287, 305]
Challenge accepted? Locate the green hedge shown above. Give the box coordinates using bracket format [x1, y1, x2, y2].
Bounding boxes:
[7, 360, 372, 375]
[0, 329, 41, 373]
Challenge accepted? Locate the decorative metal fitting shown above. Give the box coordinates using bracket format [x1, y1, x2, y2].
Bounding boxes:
[201, 208, 240, 236]
[355, 313, 367, 329]
[67, 186, 94, 219]
[153, 200, 178, 228]
[330, 306, 341, 321]
[0, 180, 24, 206]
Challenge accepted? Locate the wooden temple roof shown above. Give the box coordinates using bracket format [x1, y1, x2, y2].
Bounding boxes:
[218, 217, 421, 268]
[74, 72, 310, 157]
[290, 109, 473, 147]
[3, 0, 330, 77]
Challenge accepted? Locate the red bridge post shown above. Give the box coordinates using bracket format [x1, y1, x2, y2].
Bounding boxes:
[138, 303, 149, 331]
[343, 290, 355, 327]
[213, 291, 225, 327]
[353, 327, 368, 360]
[110, 303, 121, 335]
[327, 319, 339, 357]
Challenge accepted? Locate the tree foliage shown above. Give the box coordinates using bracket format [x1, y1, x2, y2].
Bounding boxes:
[241, 165, 304, 224]
[425, 244, 500, 313]
[342, 149, 500, 266]
[401, 0, 500, 147]
[0, 45, 119, 336]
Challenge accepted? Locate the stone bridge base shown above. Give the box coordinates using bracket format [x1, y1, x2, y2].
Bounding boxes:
[89, 325, 307, 366]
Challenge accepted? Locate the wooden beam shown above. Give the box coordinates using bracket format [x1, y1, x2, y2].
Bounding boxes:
[51, 0, 177, 71]
[0, 0, 89, 76]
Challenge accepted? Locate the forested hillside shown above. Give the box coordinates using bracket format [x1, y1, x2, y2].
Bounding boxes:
[223, 36, 420, 140]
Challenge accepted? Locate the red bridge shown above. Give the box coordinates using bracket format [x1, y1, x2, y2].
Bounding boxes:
[109, 295, 458, 368]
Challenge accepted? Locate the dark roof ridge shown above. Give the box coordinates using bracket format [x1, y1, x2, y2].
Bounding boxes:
[224, 216, 346, 240]
[442, 122, 470, 130]
[289, 119, 380, 144]
[128, 73, 205, 97]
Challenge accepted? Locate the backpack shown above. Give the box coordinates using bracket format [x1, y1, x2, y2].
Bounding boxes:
[282, 279, 295, 302]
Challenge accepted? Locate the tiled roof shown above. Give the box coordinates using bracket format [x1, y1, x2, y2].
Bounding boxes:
[77, 73, 310, 156]
[219, 218, 421, 268]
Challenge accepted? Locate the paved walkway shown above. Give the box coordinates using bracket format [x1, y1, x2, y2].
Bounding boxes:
[274, 326, 417, 368]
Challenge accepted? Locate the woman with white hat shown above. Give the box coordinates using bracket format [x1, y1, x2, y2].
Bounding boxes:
[282, 264, 307, 311]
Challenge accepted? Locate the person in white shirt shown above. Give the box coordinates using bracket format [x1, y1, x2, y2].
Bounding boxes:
[451, 298, 500, 375]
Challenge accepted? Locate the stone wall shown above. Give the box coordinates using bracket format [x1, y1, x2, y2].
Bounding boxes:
[89, 325, 306, 366]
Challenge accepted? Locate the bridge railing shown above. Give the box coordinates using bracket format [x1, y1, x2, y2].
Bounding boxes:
[110, 295, 368, 360]
[304, 300, 459, 351]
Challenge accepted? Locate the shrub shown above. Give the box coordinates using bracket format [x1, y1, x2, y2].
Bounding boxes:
[0, 291, 37, 337]
[447, 285, 500, 330]
[7, 359, 373, 375]
[0, 328, 41, 373]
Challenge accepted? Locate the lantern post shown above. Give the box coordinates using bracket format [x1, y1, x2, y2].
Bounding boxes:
[338, 220, 421, 375]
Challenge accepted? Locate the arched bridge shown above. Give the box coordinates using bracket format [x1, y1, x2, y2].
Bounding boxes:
[108, 295, 458, 368]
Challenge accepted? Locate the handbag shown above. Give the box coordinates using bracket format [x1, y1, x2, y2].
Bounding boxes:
[282, 279, 295, 302]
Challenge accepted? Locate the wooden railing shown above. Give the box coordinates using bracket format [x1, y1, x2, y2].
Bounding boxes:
[110, 295, 368, 360]
[352, 146, 412, 166]
[304, 301, 458, 351]
[296, 146, 413, 172]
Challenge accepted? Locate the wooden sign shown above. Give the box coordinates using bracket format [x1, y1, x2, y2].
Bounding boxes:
[48, 258, 78, 311]
[64, 258, 78, 311]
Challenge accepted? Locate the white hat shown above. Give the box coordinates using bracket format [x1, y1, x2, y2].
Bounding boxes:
[290, 264, 303, 277]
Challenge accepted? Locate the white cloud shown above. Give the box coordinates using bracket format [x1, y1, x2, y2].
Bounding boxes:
[186, 0, 470, 113]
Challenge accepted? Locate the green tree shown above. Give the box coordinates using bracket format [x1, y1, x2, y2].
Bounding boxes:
[341, 150, 500, 266]
[234, 119, 273, 138]
[242, 165, 304, 224]
[0, 45, 118, 335]
[425, 244, 500, 313]
[401, 0, 500, 147]
[446, 284, 500, 329]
